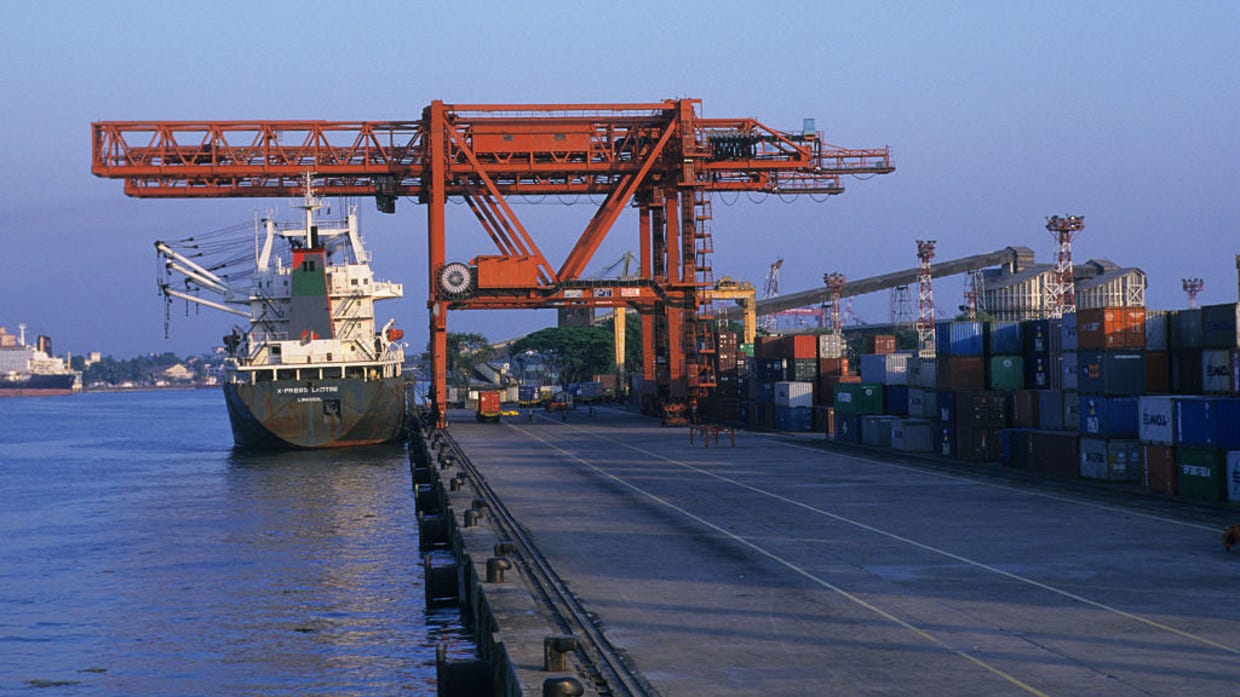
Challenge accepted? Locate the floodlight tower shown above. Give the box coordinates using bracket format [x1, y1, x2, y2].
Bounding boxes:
[916, 240, 937, 358]
[1045, 214, 1084, 318]
[823, 272, 847, 332]
[890, 285, 914, 326]
[1182, 277, 1204, 309]
[761, 258, 783, 332]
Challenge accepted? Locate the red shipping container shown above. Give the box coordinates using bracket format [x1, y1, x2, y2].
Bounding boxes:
[956, 426, 1002, 463]
[1009, 390, 1039, 428]
[936, 356, 986, 391]
[782, 334, 818, 359]
[818, 357, 849, 376]
[816, 373, 861, 405]
[1144, 351, 1170, 393]
[1077, 307, 1146, 350]
[1142, 444, 1176, 495]
[866, 334, 897, 355]
[1029, 430, 1080, 478]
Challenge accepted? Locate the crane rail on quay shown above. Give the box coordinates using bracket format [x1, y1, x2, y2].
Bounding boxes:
[90, 99, 894, 427]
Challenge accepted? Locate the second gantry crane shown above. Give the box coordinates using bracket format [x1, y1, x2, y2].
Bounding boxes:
[91, 99, 894, 427]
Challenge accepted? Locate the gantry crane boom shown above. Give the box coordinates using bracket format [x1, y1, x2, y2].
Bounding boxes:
[92, 99, 893, 427]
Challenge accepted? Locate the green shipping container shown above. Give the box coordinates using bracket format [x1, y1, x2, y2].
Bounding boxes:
[987, 355, 1025, 391]
[1174, 446, 1227, 501]
[833, 383, 885, 415]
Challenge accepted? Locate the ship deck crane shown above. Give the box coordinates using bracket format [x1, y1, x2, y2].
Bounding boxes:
[91, 100, 893, 427]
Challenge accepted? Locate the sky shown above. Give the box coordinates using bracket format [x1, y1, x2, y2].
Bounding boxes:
[2, 1, 1238, 358]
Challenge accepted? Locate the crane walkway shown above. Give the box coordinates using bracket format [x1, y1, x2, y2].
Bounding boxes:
[447, 406, 1239, 696]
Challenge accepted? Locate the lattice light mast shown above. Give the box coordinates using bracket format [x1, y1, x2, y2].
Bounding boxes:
[1182, 277, 1204, 309]
[916, 240, 937, 358]
[890, 285, 914, 326]
[823, 272, 847, 332]
[1045, 214, 1085, 318]
[761, 258, 784, 332]
[961, 269, 986, 320]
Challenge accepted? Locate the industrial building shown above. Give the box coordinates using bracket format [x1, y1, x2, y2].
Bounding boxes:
[981, 246, 1145, 321]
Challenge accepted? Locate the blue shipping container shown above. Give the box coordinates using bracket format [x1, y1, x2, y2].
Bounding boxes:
[936, 321, 984, 356]
[936, 390, 957, 424]
[1060, 312, 1079, 351]
[1024, 352, 1060, 390]
[1078, 350, 1145, 395]
[773, 405, 814, 432]
[987, 321, 1023, 355]
[936, 421, 957, 457]
[1037, 390, 1065, 430]
[1023, 319, 1063, 355]
[835, 414, 862, 443]
[1079, 395, 1139, 437]
[885, 385, 910, 415]
[1174, 397, 1240, 449]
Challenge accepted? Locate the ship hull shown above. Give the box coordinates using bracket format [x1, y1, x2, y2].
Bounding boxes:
[224, 376, 406, 449]
[0, 373, 76, 397]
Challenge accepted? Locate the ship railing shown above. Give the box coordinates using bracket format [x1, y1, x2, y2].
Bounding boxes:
[227, 359, 402, 385]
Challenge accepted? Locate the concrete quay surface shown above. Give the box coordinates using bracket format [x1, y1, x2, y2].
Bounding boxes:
[446, 406, 1240, 697]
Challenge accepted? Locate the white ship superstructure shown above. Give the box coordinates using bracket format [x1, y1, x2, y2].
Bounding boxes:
[156, 177, 407, 447]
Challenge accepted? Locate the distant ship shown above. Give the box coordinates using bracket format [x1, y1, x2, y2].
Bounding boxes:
[156, 177, 407, 448]
[0, 325, 80, 397]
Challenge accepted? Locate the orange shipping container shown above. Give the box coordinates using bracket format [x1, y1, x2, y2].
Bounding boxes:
[1076, 307, 1146, 350]
[782, 334, 818, 359]
[866, 334, 897, 355]
[818, 357, 849, 376]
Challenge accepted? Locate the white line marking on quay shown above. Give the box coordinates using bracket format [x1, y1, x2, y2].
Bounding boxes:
[507, 422, 1053, 697]
[525, 414, 1240, 657]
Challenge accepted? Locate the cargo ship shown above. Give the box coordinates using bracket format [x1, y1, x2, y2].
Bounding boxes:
[0, 325, 80, 397]
[156, 177, 406, 448]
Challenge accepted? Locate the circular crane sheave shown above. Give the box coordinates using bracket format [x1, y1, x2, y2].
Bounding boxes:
[438, 262, 473, 298]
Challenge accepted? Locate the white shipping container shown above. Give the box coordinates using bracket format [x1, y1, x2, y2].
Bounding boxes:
[860, 415, 898, 447]
[891, 418, 935, 452]
[818, 333, 846, 359]
[1202, 349, 1231, 393]
[1227, 452, 1240, 502]
[907, 387, 938, 419]
[1138, 395, 1175, 444]
[908, 357, 937, 388]
[774, 381, 815, 408]
[860, 353, 910, 385]
[1079, 437, 1142, 481]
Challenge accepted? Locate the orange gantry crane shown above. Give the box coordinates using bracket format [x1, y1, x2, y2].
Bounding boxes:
[91, 99, 894, 427]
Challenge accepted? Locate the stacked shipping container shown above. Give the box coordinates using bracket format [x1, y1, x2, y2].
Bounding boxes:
[704, 305, 1240, 504]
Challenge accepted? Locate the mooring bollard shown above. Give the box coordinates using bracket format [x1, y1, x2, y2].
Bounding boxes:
[542, 676, 584, 697]
[486, 556, 511, 583]
[493, 540, 515, 556]
[463, 509, 480, 528]
[543, 635, 578, 671]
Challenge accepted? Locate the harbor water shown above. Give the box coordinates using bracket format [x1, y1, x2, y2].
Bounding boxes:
[0, 389, 461, 695]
